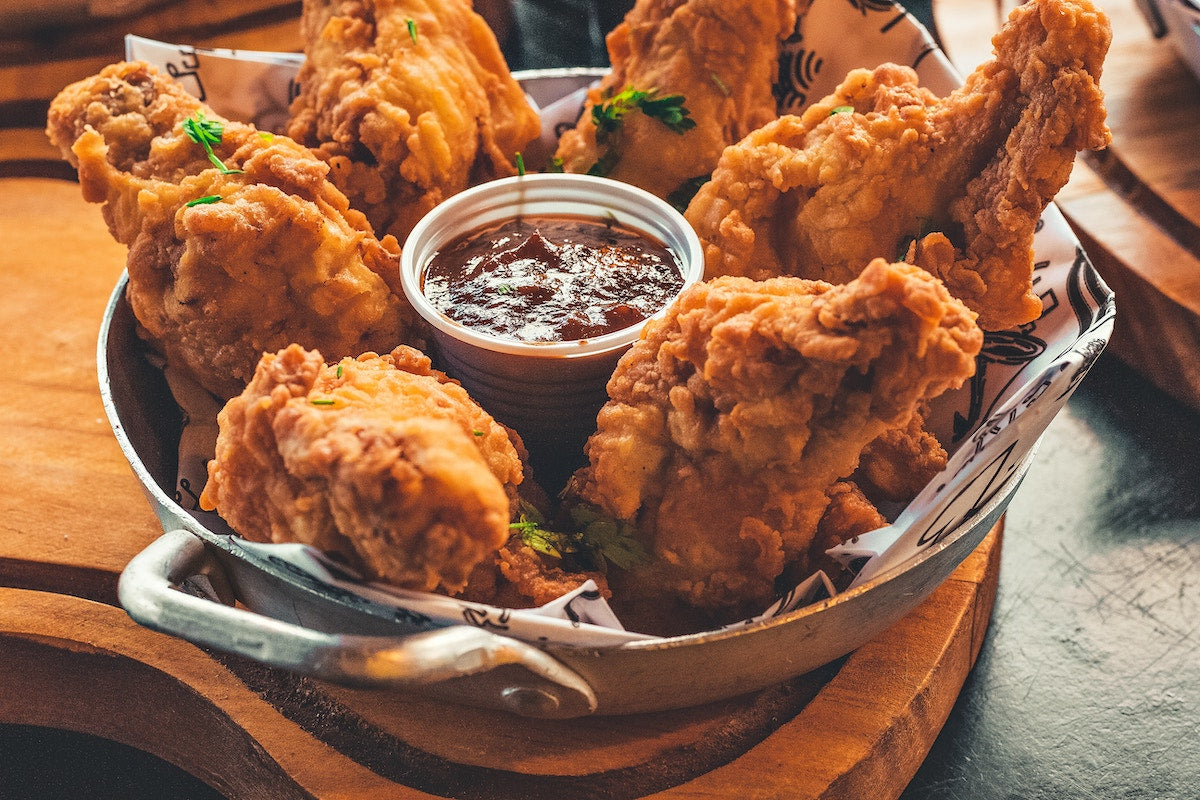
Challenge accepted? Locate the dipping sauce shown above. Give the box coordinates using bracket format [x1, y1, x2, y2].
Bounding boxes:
[421, 215, 685, 343]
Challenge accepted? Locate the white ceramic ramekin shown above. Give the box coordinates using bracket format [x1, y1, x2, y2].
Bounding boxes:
[400, 173, 704, 483]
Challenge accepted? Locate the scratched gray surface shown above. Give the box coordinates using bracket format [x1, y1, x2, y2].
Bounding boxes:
[902, 353, 1200, 799]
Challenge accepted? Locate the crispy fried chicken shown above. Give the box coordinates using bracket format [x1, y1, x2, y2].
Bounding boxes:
[553, 0, 797, 204]
[684, 0, 1111, 330]
[573, 260, 983, 616]
[46, 61, 419, 400]
[287, 0, 541, 240]
[200, 344, 525, 594]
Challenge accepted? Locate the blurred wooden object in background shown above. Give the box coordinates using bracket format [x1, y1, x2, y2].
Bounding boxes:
[0, 0, 303, 176]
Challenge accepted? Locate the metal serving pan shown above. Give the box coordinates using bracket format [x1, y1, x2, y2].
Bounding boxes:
[103, 272, 1030, 718]
[103, 7, 1114, 717]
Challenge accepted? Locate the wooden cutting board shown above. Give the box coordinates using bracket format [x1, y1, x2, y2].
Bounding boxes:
[10, 0, 1197, 790]
[0, 173, 1001, 799]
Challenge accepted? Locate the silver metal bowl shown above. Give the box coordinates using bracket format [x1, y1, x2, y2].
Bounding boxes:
[102, 271, 1030, 718]
[103, 43, 1113, 718]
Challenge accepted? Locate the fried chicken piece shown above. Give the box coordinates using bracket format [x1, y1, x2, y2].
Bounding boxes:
[573, 260, 983, 615]
[200, 344, 525, 594]
[804, 480, 889, 585]
[684, 0, 1111, 331]
[287, 0, 541, 240]
[856, 402, 948, 503]
[46, 61, 419, 400]
[495, 540, 611, 607]
[553, 0, 797, 203]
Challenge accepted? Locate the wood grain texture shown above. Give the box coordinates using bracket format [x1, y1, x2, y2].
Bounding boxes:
[0, 526, 1000, 800]
[0, 172, 1001, 798]
[0, 0, 302, 174]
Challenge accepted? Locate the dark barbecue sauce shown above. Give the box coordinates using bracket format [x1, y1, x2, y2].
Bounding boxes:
[422, 215, 685, 343]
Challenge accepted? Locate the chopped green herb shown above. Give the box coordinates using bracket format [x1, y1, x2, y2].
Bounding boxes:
[587, 86, 695, 176]
[829, 105, 854, 115]
[310, 398, 336, 406]
[336, 364, 343, 378]
[569, 504, 649, 571]
[406, 17, 418, 43]
[638, 92, 695, 132]
[548, 156, 565, 174]
[586, 148, 620, 178]
[258, 131, 276, 141]
[182, 112, 243, 174]
[495, 283, 515, 295]
[515, 151, 526, 176]
[592, 86, 695, 139]
[185, 194, 221, 207]
[473, 430, 485, 437]
[508, 499, 648, 572]
[511, 518, 564, 559]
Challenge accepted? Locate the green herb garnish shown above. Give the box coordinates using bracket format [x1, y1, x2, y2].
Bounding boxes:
[185, 194, 221, 207]
[587, 86, 695, 176]
[829, 105, 854, 115]
[508, 500, 649, 572]
[592, 86, 695, 139]
[515, 151, 526, 176]
[406, 17, 418, 43]
[495, 283, 515, 295]
[182, 112, 242, 174]
[258, 131, 276, 142]
[336, 364, 344, 378]
[548, 156, 565, 174]
[310, 398, 336, 406]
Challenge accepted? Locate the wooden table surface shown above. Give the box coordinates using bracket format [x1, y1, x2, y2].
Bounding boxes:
[1, 0, 1199, 796]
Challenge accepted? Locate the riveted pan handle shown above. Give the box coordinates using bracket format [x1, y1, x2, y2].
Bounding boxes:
[118, 529, 598, 718]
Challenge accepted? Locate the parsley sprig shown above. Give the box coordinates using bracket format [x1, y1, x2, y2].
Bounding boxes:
[587, 86, 695, 177]
[592, 86, 695, 139]
[510, 500, 648, 572]
[182, 112, 243, 175]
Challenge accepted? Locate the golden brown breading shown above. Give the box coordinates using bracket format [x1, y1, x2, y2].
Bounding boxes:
[200, 344, 525, 594]
[574, 260, 982, 614]
[856, 403, 949, 503]
[287, 0, 541, 240]
[684, 0, 1111, 331]
[804, 480, 889, 584]
[553, 0, 797, 203]
[46, 61, 419, 400]
[495, 540, 612, 607]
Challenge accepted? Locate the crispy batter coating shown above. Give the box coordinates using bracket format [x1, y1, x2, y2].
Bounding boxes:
[553, 0, 797, 203]
[287, 0, 541, 240]
[46, 61, 419, 400]
[856, 402, 949, 503]
[575, 261, 983, 613]
[495, 541, 612, 607]
[200, 344, 524, 593]
[684, 0, 1111, 330]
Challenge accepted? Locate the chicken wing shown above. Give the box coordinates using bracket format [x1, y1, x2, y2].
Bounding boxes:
[200, 344, 525, 594]
[287, 0, 542, 240]
[46, 61, 419, 400]
[573, 260, 983, 616]
[553, 0, 798, 205]
[684, 0, 1110, 331]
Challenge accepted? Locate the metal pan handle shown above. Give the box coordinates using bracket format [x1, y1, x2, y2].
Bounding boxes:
[118, 529, 598, 718]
